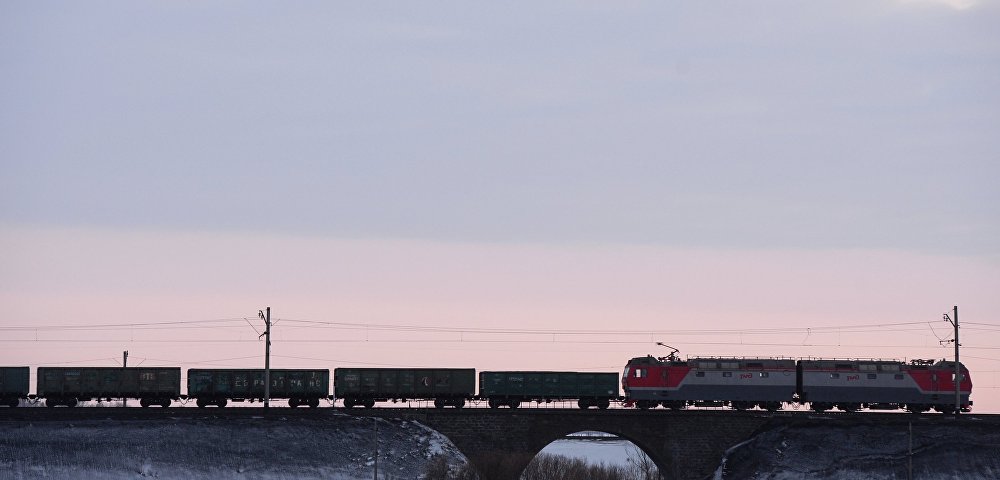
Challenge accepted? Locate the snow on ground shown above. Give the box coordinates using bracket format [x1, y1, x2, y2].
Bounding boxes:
[0, 412, 467, 480]
[714, 420, 1000, 480]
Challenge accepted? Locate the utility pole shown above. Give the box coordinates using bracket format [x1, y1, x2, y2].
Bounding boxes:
[943, 305, 960, 418]
[259, 307, 272, 411]
[122, 350, 128, 408]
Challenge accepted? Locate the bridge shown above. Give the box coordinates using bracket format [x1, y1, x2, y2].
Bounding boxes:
[3, 407, 996, 479]
[351, 408, 767, 479]
[342, 408, 999, 480]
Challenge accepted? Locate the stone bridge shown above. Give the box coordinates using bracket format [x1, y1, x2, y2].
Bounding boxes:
[349, 409, 768, 480]
[346, 409, 991, 480]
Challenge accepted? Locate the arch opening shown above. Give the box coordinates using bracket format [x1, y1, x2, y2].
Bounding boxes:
[525, 430, 665, 480]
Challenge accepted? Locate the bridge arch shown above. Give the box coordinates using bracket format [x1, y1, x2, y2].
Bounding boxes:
[525, 429, 666, 479]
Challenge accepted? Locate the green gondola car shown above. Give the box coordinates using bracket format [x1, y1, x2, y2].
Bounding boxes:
[37, 367, 180, 407]
[479, 371, 619, 409]
[334, 368, 475, 409]
[1, 367, 30, 407]
[187, 369, 329, 408]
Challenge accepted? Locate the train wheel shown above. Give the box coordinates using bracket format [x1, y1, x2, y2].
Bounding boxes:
[577, 399, 591, 409]
[216, 398, 228, 408]
[6, 398, 18, 408]
[160, 398, 171, 408]
[308, 397, 320, 408]
[433, 399, 444, 409]
[343, 398, 355, 409]
[454, 399, 465, 409]
[140, 398, 151, 408]
[66, 398, 78, 408]
[811, 403, 827, 413]
[636, 400, 655, 410]
[363, 398, 375, 409]
[765, 402, 781, 412]
[45, 398, 57, 408]
[488, 398, 499, 409]
[288, 398, 299, 408]
[508, 400, 520, 409]
[196, 398, 208, 408]
[598, 399, 610, 410]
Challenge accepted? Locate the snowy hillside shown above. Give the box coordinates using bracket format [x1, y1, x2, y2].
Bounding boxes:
[0, 412, 467, 480]
[713, 419, 1000, 480]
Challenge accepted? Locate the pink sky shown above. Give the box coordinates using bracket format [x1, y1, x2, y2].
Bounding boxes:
[3, 226, 997, 411]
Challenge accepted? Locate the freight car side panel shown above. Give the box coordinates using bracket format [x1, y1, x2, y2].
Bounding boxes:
[334, 368, 475, 400]
[37, 367, 180, 398]
[479, 371, 618, 399]
[0, 367, 30, 396]
[187, 369, 329, 399]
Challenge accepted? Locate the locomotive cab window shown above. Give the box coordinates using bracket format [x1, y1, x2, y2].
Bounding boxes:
[634, 369, 646, 378]
[759, 372, 769, 378]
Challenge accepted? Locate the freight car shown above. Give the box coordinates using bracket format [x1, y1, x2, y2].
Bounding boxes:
[479, 371, 619, 409]
[1, 367, 30, 407]
[187, 369, 329, 408]
[334, 368, 475, 408]
[37, 367, 181, 407]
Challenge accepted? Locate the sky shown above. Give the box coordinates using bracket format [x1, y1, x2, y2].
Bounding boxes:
[2, 1, 999, 411]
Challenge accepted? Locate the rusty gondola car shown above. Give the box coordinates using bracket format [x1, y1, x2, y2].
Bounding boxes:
[37, 367, 181, 407]
[187, 368, 330, 408]
[334, 368, 475, 408]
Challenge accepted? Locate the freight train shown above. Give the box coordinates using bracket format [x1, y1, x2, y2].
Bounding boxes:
[0, 355, 973, 414]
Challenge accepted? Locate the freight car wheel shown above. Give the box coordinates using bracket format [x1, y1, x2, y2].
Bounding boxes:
[140, 398, 151, 408]
[6, 398, 18, 408]
[216, 398, 228, 408]
[160, 398, 171, 408]
[45, 398, 57, 408]
[363, 398, 375, 409]
[308, 397, 320, 408]
[288, 398, 299, 408]
[488, 399, 499, 409]
[577, 399, 592, 409]
[598, 399, 610, 410]
[434, 399, 444, 409]
[508, 400, 520, 409]
[343, 398, 356, 409]
[454, 399, 465, 409]
[65, 398, 78, 408]
[196, 398, 209, 408]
